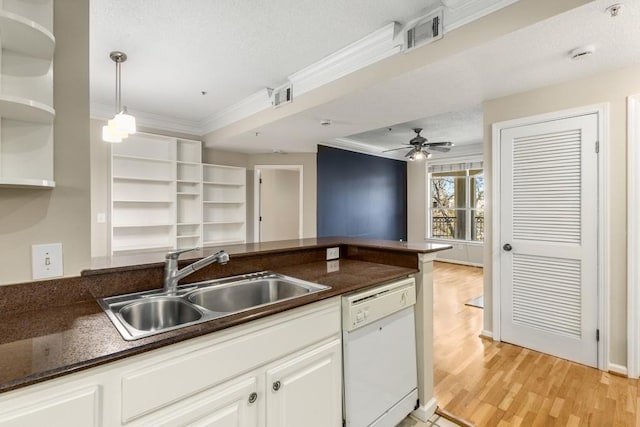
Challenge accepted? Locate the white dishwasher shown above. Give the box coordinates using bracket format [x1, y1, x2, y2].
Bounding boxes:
[342, 277, 418, 427]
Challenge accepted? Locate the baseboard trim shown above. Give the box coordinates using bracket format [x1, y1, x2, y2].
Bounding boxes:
[609, 363, 628, 377]
[435, 258, 484, 268]
[411, 397, 438, 422]
[480, 330, 493, 340]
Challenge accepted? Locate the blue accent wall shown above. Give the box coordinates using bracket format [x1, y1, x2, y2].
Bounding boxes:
[317, 145, 407, 240]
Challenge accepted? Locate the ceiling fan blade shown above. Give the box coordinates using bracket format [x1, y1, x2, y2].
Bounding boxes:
[424, 141, 453, 147]
[427, 145, 452, 152]
[382, 146, 412, 153]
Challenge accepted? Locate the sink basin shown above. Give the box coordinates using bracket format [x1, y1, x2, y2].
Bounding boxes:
[189, 278, 318, 312]
[119, 297, 202, 332]
[99, 271, 330, 341]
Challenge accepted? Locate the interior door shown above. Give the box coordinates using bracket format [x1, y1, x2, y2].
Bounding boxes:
[499, 113, 598, 367]
[259, 169, 300, 242]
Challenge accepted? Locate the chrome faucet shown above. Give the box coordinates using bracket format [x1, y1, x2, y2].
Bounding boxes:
[164, 248, 230, 295]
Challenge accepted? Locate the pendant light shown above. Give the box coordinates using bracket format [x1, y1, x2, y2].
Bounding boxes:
[102, 51, 137, 143]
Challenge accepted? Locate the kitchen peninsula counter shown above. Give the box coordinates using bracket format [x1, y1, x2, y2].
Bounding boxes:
[0, 237, 450, 394]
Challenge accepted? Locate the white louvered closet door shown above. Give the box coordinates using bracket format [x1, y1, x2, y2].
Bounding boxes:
[500, 113, 598, 367]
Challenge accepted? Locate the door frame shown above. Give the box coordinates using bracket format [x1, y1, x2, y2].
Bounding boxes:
[253, 165, 304, 243]
[490, 104, 609, 371]
[627, 95, 640, 378]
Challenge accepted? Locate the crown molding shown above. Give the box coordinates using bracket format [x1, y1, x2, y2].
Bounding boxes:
[90, 102, 203, 136]
[324, 138, 407, 161]
[200, 88, 272, 135]
[289, 22, 402, 97]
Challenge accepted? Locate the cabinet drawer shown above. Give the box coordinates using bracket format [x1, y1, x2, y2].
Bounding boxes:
[0, 386, 101, 427]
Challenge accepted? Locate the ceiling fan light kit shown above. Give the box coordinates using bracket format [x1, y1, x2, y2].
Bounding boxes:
[383, 127, 453, 161]
[102, 51, 137, 143]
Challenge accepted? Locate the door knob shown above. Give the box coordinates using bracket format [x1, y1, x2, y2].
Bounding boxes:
[248, 392, 258, 404]
[503, 243, 512, 251]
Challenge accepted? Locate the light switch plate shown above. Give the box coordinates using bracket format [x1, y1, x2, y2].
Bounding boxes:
[326, 247, 340, 260]
[32, 243, 63, 280]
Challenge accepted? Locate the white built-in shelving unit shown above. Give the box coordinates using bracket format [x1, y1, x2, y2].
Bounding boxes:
[110, 132, 246, 254]
[202, 164, 246, 247]
[0, 0, 55, 188]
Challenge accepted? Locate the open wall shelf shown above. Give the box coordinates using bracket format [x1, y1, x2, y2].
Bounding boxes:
[0, 1, 55, 188]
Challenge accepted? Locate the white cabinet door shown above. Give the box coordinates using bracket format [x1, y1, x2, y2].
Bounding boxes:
[130, 375, 260, 427]
[265, 338, 342, 427]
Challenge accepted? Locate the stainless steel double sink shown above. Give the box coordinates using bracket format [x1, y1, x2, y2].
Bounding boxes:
[98, 271, 330, 340]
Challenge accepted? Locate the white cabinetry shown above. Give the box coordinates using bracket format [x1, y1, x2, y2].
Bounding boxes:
[202, 164, 246, 246]
[110, 132, 246, 254]
[0, 0, 55, 188]
[265, 338, 342, 427]
[0, 297, 342, 427]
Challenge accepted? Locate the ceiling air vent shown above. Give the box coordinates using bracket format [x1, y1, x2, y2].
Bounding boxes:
[404, 8, 443, 52]
[271, 83, 293, 107]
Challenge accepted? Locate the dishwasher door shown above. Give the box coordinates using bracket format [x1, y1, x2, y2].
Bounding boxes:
[343, 279, 418, 427]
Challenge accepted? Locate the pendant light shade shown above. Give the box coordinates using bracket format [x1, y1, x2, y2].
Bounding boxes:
[103, 51, 137, 143]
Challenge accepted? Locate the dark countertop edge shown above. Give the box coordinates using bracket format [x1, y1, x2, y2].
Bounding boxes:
[0, 262, 418, 394]
[85, 237, 452, 276]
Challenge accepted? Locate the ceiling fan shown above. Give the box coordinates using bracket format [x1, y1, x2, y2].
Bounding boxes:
[383, 128, 454, 161]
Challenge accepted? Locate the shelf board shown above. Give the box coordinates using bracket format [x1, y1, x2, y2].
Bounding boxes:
[177, 192, 200, 196]
[177, 234, 200, 239]
[113, 176, 174, 183]
[177, 180, 200, 184]
[203, 181, 244, 187]
[113, 154, 174, 163]
[203, 201, 245, 205]
[203, 239, 245, 246]
[0, 95, 55, 123]
[0, 176, 55, 188]
[177, 160, 201, 165]
[0, 11, 55, 60]
[113, 199, 174, 204]
[177, 222, 201, 226]
[112, 243, 173, 253]
[113, 223, 174, 228]
[203, 221, 245, 225]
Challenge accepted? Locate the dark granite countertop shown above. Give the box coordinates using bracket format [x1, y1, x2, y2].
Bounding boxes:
[0, 238, 451, 394]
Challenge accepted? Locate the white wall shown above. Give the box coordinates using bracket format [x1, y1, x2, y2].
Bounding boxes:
[483, 63, 640, 367]
[0, 1, 90, 285]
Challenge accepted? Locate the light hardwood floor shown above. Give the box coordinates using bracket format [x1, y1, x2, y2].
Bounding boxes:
[432, 261, 639, 426]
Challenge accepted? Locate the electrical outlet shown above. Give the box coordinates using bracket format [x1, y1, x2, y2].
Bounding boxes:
[32, 243, 63, 280]
[327, 260, 340, 273]
[326, 247, 340, 260]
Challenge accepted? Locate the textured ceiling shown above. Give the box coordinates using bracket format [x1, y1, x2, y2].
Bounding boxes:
[90, 0, 438, 122]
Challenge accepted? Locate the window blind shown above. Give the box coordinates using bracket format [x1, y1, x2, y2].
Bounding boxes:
[428, 161, 483, 173]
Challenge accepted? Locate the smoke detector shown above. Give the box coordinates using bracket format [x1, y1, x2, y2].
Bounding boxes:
[569, 45, 595, 60]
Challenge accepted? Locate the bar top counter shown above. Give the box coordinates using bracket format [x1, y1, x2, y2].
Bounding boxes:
[0, 237, 451, 393]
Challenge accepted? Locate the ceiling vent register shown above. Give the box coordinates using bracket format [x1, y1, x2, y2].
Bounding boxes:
[404, 8, 444, 51]
[271, 83, 293, 107]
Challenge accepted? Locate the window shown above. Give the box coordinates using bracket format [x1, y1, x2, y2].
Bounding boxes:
[428, 161, 484, 242]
